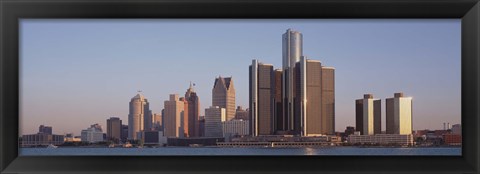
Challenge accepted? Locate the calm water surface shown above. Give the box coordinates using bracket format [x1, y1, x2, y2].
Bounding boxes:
[20, 147, 461, 156]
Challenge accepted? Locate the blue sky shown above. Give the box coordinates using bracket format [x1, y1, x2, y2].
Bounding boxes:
[20, 19, 460, 135]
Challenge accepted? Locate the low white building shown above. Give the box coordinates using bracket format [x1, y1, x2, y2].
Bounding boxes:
[81, 124, 104, 143]
[348, 134, 413, 146]
[222, 119, 249, 137]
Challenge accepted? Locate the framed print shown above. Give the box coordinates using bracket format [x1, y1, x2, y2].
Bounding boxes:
[1, 0, 479, 173]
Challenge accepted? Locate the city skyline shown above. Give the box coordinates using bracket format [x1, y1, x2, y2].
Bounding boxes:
[20, 19, 460, 135]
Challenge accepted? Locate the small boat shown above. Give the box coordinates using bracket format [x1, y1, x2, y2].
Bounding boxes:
[47, 144, 58, 148]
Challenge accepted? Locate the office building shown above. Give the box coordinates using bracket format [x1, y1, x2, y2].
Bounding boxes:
[184, 82, 201, 137]
[386, 93, 413, 135]
[212, 76, 236, 121]
[273, 69, 284, 132]
[355, 94, 381, 135]
[106, 117, 122, 142]
[142, 130, 167, 146]
[348, 134, 413, 146]
[282, 29, 303, 132]
[164, 94, 185, 138]
[222, 119, 250, 137]
[38, 125, 52, 135]
[128, 93, 151, 140]
[22, 134, 64, 147]
[205, 106, 226, 137]
[249, 60, 275, 136]
[199, 116, 205, 137]
[81, 124, 104, 143]
[121, 124, 128, 143]
[451, 124, 461, 135]
[235, 106, 249, 120]
[153, 113, 162, 131]
[321, 66, 335, 135]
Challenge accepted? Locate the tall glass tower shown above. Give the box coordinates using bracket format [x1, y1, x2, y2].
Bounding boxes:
[282, 29, 303, 132]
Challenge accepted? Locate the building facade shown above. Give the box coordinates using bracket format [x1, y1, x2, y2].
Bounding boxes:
[235, 106, 249, 120]
[222, 119, 250, 137]
[348, 134, 414, 146]
[386, 93, 413, 135]
[153, 113, 162, 131]
[128, 93, 151, 140]
[355, 94, 381, 135]
[205, 106, 226, 137]
[249, 60, 274, 136]
[164, 94, 185, 138]
[106, 117, 122, 142]
[81, 124, 104, 143]
[38, 125, 52, 135]
[212, 76, 236, 121]
[184, 82, 200, 137]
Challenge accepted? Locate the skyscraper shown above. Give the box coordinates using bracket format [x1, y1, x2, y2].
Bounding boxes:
[386, 92, 413, 135]
[185, 82, 200, 137]
[248, 29, 335, 136]
[128, 93, 151, 140]
[152, 113, 162, 131]
[282, 29, 303, 132]
[212, 76, 236, 121]
[106, 117, 122, 142]
[164, 94, 185, 138]
[355, 94, 381, 135]
[273, 69, 284, 132]
[321, 66, 335, 135]
[249, 60, 274, 136]
[205, 106, 226, 137]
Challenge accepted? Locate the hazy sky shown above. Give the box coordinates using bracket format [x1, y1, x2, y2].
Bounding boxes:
[20, 19, 461, 136]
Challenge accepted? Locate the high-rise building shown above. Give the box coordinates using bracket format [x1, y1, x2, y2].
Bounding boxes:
[128, 93, 151, 140]
[296, 57, 322, 136]
[106, 117, 122, 142]
[321, 66, 335, 135]
[282, 29, 303, 132]
[144, 110, 153, 131]
[164, 94, 185, 138]
[179, 97, 189, 137]
[153, 113, 162, 131]
[235, 106, 249, 120]
[38, 125, 52, 135]
[212, 76, 236, 121]
[205, 106, 226, 137]
[386, 92, 413, 135]
[249, 60, 274, 136]
[199, 116, 205, 137]
[273, 69, 284, 132]
[184, 82, 200, 137]
[121, 124, 128, 143]
[355, 94, 381, 135]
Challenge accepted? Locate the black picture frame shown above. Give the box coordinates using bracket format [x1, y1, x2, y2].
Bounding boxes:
[1, 0, 479, 173]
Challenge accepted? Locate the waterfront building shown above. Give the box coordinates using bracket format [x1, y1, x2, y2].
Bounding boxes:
[386, 92, 413, 135]
[22, 134, 64, 146]
[451, 124, 461, 135]
[348, 134, 414, 146]
[273, 69, 284, 132]
[235, 106, 249, 120]
[38, 125, 52, 135]
[164, 94, 185, 138]
[106, 117, 122, 143]
[184, 82, 201, 137]
[81, 124, 104, 143]
[321, 66, 335, 135]
[222, 119, 250, 138]
[282, 29, 303, 132]
[199, 116, 205, 137]
[249, 60, 274, 136]
[64, 133, 81, 142]
[205, 106, 226, 137]
[355, 94, 381, 135]
[22, 125, 64, 146]
[143, 130, 167, 146]
[153, 113, 162, 131]
[120, 124, 128, 143]
[212, 76, 236, 121]
[128, 93, 151, 140]
[443, 134, 462, 145]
